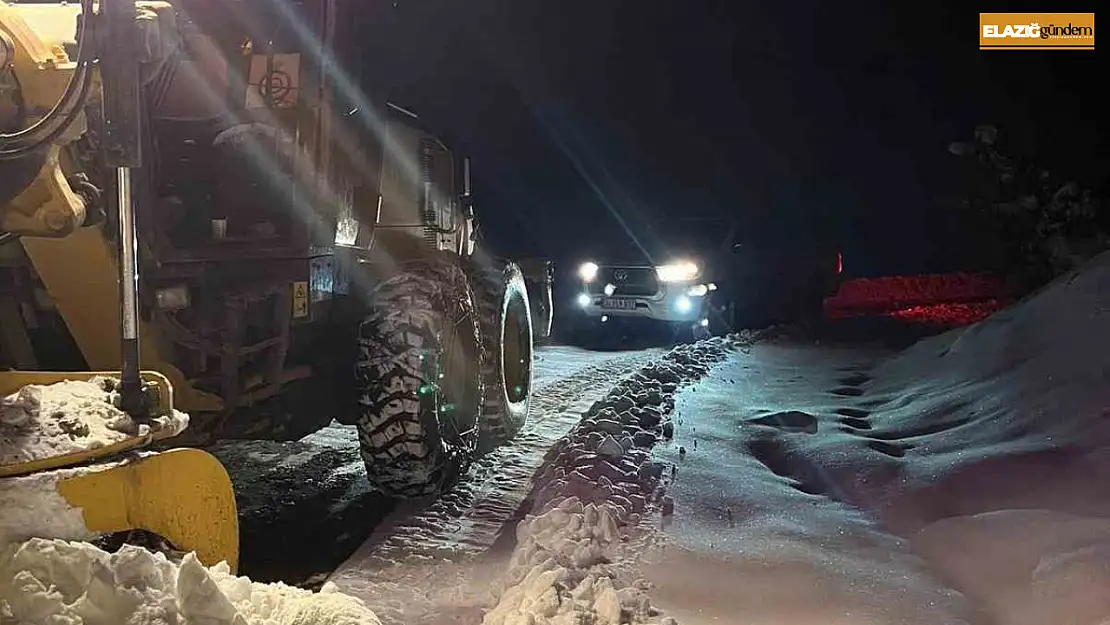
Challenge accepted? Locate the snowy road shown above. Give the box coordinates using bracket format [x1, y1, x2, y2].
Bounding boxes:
[634, 253, 1110, 625]
[640, 343, 971, 624]
[207, 344, 663, 587]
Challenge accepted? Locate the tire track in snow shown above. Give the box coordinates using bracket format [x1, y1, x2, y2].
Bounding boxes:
[334, 349, 663, 570]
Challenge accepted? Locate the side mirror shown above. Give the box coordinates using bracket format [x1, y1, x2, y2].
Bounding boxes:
[462, 157, 473, 198]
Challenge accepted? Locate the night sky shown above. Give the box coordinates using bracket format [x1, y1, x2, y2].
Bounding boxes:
[343, 0, 1107, 276]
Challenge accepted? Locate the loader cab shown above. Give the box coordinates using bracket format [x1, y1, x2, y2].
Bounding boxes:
[150, 0, 473, 264]
[142, 0, 346, 260]
[346, 105, 472, 260]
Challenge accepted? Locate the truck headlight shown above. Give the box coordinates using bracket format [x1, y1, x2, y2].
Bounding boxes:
[686, 284, 709, 297]
[578, 261, 599, 282]
[656, 261, 698, 282]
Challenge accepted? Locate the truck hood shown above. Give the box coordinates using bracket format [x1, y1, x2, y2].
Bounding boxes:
[576, 243, 707, 268]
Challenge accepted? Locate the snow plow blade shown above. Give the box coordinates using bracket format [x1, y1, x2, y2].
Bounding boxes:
[55, 448, 240, 572]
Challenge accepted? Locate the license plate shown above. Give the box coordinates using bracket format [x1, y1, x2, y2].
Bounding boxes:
[601, 298, 635, 310]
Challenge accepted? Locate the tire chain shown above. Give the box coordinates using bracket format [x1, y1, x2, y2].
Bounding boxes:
[355, 259, 484, 498]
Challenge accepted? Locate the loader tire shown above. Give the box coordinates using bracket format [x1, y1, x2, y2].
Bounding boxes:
[466, 259, 534, 447]
[355, 260, 483, 497]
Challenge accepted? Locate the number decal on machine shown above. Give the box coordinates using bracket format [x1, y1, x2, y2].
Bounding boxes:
[292, 281, 309, 319]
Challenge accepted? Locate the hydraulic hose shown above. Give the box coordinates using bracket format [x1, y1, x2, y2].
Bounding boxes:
[0, 66, 93, 159]
[0, 0, 96, 158]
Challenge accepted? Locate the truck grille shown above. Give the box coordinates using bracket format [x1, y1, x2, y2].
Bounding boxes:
[587, 267, 659, 296]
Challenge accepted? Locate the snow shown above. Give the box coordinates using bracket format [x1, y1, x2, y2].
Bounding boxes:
[0, 467, 96, 546]
[483, 497, 651, 625]
[0, 380, 379, 625]
[641, 345, 970, 625]
[0, 538, 382, 625]
[634, 251, 1110, 625]
[328, 347, 665, 625]
[481, 335, 754, 625]
[10, 235, 1104, 625]
[0, 377, 189, 466]
[915, 510, 1110, 625]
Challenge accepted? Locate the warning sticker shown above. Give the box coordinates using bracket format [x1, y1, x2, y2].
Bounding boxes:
[292, 281, 309, 319]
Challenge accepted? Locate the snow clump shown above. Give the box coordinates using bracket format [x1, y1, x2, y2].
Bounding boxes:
[0, 467, 98, 546]
[0, 537, 382, 625]
[485, 334, 755, 625]
[0, 377, 189, 466]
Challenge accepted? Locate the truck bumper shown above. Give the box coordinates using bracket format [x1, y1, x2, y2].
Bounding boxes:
[570, 283, 713, 326]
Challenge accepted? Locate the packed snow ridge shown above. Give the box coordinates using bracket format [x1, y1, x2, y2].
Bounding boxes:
[484, 334, 757, 625]
[0, 377, 188, 466]
[0, 538, 382, 625]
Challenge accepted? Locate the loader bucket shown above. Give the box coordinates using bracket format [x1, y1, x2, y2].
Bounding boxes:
[56, 449, 240, 571]
[1, 370, 239, 571]
[0, 370, 178, 477]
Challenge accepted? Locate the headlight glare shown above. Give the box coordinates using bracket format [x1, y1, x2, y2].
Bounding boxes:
[578, 262, 600, 282]
[656, 261, 699, 282]
[686, 284, 709, 297]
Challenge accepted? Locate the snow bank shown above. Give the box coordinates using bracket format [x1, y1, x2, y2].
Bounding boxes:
[618, 252, 1110, 625]
[0, 473, 385, 625]
[810, 251, 1110, 624]
[0, 538, 382, 625]
[864, 250, 1110, 512]
[915, 510, 1110, 625]
[0, 377, 189, 466]
[485, 335, 752, 625]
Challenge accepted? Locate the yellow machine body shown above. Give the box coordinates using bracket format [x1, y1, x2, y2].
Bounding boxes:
[56, 448, 240, 571]
[1, 2, 225, 413]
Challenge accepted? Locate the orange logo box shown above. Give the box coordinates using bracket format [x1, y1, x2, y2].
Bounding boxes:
[980, 13, 1095, 50]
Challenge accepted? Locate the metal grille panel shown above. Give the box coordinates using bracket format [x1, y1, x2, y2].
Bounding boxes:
[586, 267, 659, 296]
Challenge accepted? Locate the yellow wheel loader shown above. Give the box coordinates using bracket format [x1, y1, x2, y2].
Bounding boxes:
[3, 3, 532, 570]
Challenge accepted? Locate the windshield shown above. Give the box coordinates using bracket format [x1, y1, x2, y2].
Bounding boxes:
[652, 218, 734, 253]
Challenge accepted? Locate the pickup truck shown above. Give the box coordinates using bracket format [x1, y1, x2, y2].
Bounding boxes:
[562, 218, 842, 342]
